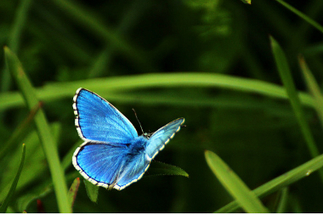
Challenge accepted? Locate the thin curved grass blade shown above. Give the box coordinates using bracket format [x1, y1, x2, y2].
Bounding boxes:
[0, 144, 26, 212]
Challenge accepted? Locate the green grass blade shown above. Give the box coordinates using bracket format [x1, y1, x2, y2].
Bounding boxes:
[4, 47, 71, 212]
[205, 150, 268, 213]
[48, 0, 155, 73]
[216, 153, 323, 212]
[0, 102, 41, 160]
[298, 55, 323, 128]
[276, 187, 288, 213]
[0, 144, 26, 212]
[270, 36, 323, 179]
[275, 0, 323, 34]
[1, 0, 32, 92]
[0, 73, 315, 111]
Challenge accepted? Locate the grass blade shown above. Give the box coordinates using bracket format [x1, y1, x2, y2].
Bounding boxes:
[216, 153, 323, 212]
[48, 0, 155, 73]
[276, 187, 288, 213]
[270, 36, 323, 180]
[275, 0, 323, 34]
[1, 0, 33, 92]
[0, 102, 41, 160]
[0, 144, 26, 212]
[205, 150, 268, 213]
[4, 47, 71, 212]
[298, 55, 323, 128]
[0, 73, 315, 111]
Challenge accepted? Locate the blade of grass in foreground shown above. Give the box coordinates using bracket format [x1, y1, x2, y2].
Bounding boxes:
[216, 153, 323, 212]
[4, 47, 71, 212]
[0, 144, 26, 212]
[270, 36, 323, 182]
[205, 150, 268, 213]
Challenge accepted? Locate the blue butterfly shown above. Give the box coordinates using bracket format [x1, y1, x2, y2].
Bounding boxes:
[72, 88, 185, 190]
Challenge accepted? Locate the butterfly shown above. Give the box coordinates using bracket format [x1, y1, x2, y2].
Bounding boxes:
[72, 88, 185, 190]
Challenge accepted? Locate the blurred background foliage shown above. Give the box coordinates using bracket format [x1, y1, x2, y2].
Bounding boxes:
[1, 0, 323, 212]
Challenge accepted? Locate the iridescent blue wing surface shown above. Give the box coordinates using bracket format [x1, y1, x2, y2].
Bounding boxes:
[145, 118, 185, 160]
[72, 142, 128, 189]
[73, 88, 138, 143]
[115, 151, 151, 189]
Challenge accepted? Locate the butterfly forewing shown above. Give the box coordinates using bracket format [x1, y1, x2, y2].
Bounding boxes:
[73, 88, 138, 143]
[145, 118, 185, 159]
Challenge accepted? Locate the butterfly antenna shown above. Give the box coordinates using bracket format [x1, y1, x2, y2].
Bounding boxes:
[132, 108, 145, 135]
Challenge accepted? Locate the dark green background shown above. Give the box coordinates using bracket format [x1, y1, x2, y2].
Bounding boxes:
[1, 0, 323, 212]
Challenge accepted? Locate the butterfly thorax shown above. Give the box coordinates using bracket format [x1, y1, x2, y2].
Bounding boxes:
[127, 136, 148, 155]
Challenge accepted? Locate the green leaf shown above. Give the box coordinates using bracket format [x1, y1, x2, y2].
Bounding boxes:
[0, 144, 26, 212]
[205, 150, 268, 213]
[4, 47, 71, 212]
[270, 36, 323, 180]
[68, 178, 81, 211]
[216, 153, 323, 212]
[147, 161, 189, 178]
[241, 0, 251, 4]
[84, 179, 99, 203]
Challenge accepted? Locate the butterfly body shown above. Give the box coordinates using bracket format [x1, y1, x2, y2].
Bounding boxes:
[72, 88, 185, 190]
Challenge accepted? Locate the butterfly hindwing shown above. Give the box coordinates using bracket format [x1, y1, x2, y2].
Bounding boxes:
[73, 142, 128, 189]
[115, 152, 151, 189]
[145, 118, 185, 159]
[73, 88, 138, 143]
[73, 140, 151, 190]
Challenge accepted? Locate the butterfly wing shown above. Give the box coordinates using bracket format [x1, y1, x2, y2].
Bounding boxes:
[145, 118, 185, 160]
[73, 139, 151, 190]
[73, 88, 138, 143]
[115, 150, 151, 190]
[72, 142, 128, 189]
